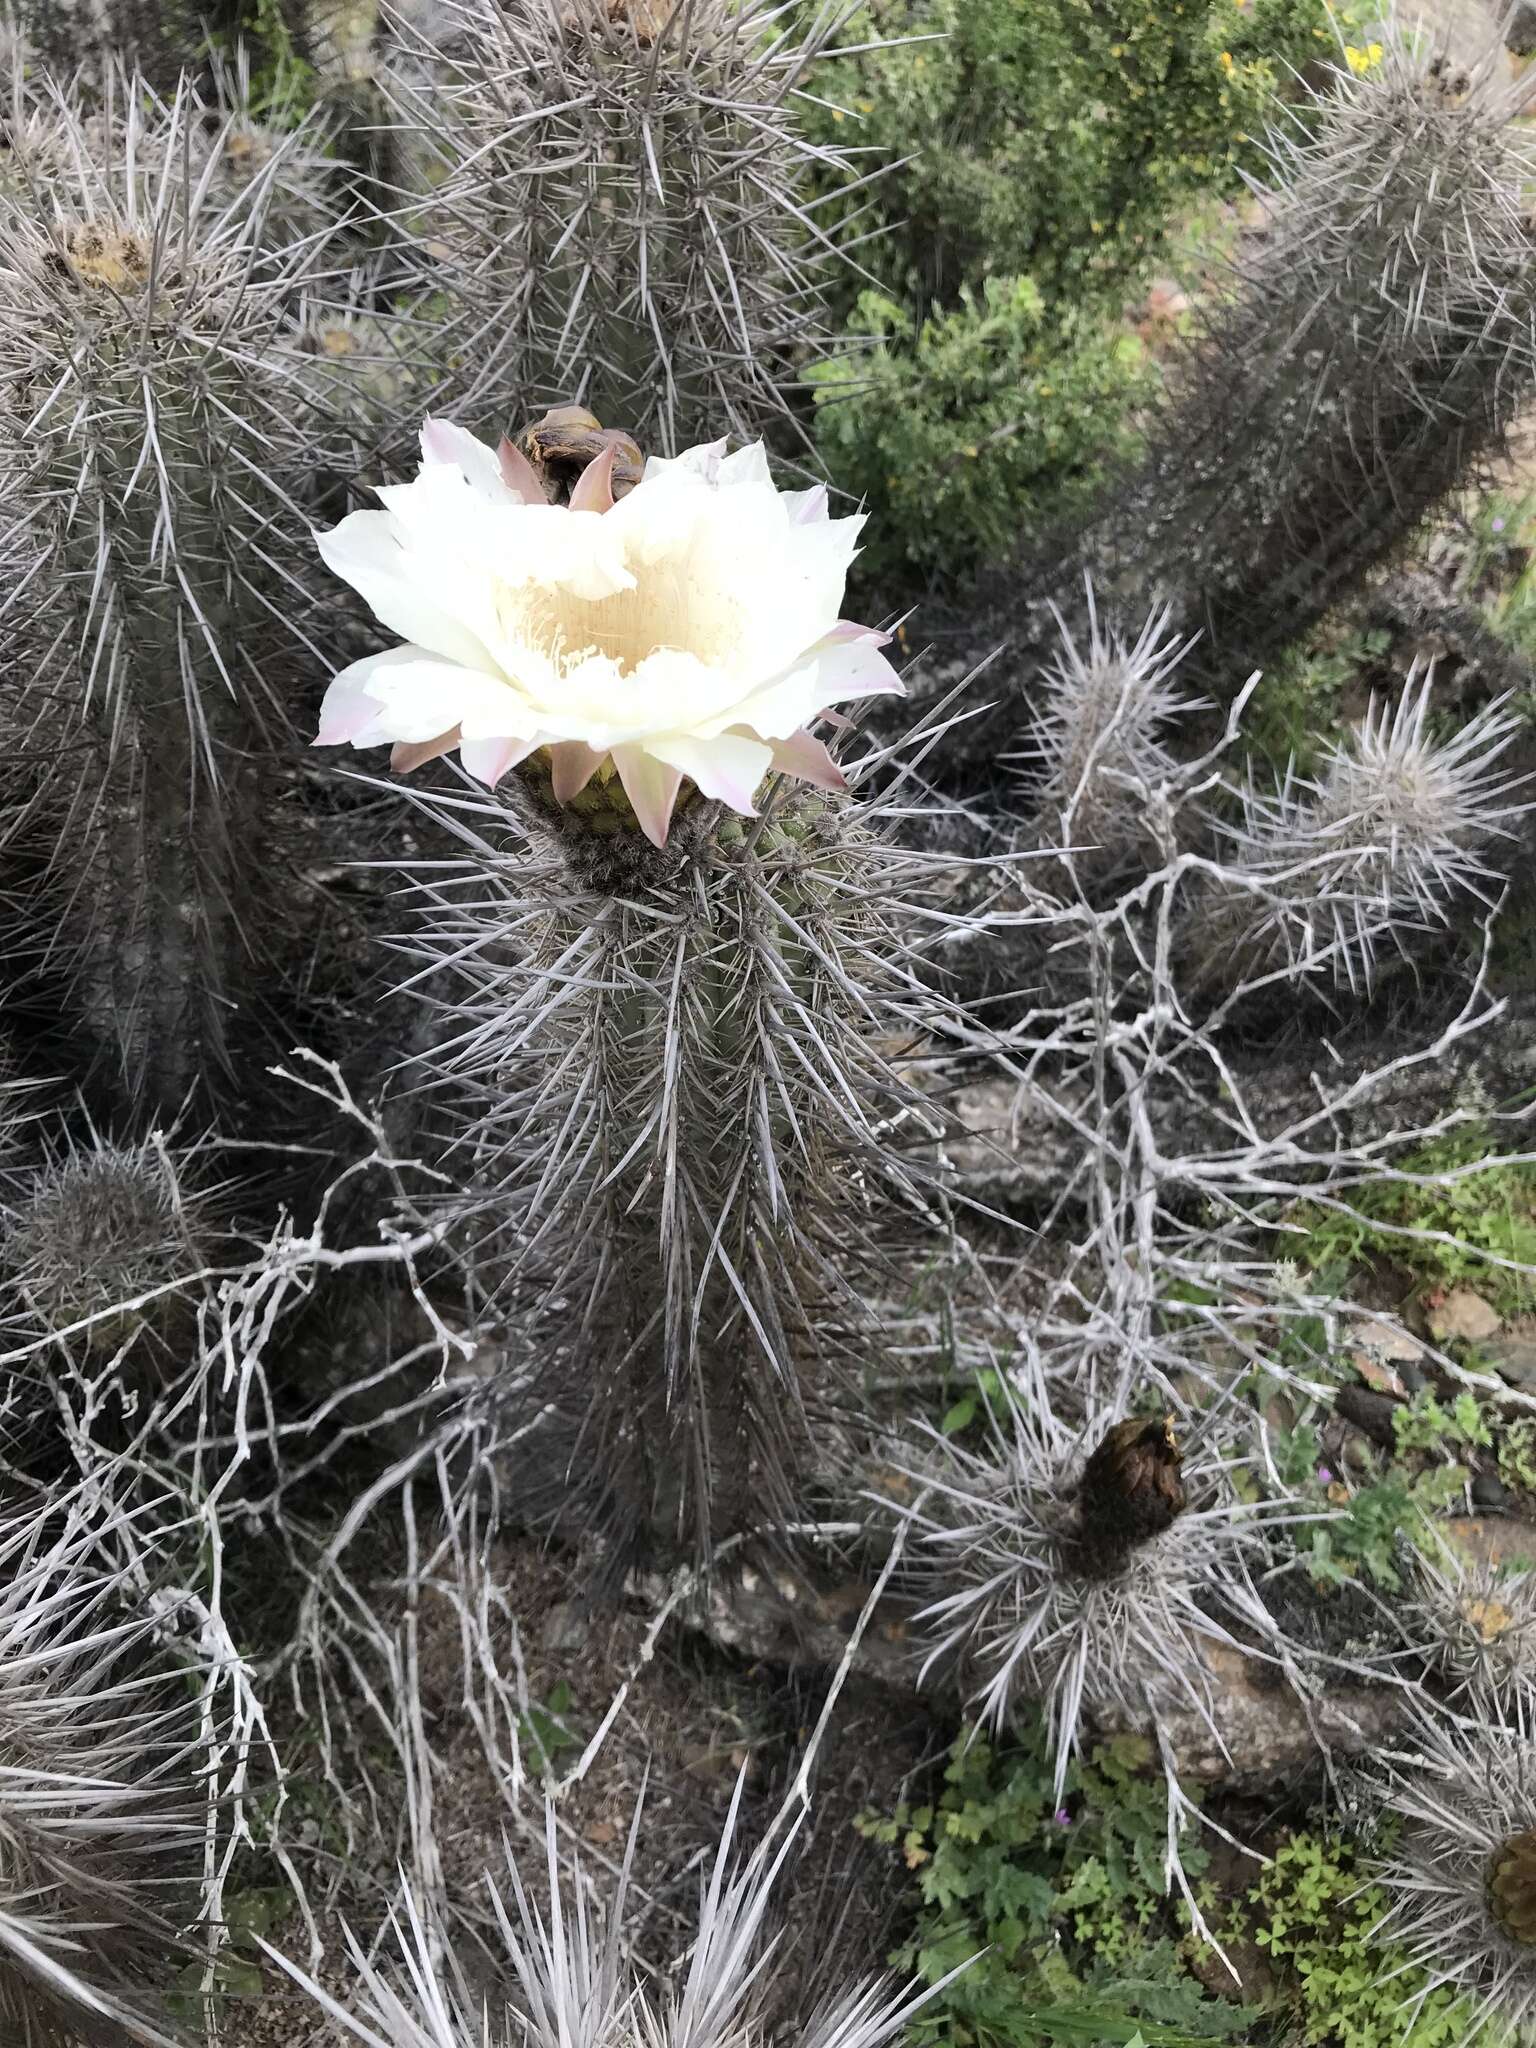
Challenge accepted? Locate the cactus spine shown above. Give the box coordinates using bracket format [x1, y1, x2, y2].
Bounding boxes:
[390, 0, 868, 454]
[415, 772, 952, 1567]
[0, 76, 334, 1119]
[938, 27, 1536, 787]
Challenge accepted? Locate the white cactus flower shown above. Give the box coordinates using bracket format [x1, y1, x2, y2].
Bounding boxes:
[313, 420, 902, 845]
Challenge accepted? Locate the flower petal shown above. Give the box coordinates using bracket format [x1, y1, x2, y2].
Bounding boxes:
[498, 436, 550, 507]
[460, 735, 539, 787]
[569, 443, 618, 515]
[316, 645, 476, 747]
[420, 418, 519, 507]
[315, 657, 400, 745]
[360, 656, 528, 744]
[611, 745, 685, 847]
[767, 728, 846, 793]
[782, 484, 829, 526]
[823, 618, 891, 647]
[549, 740, 607, 803]
[642, 438, 728, 486]
[646, 732, 772, 814]
[810, 633, 906, 701]
[316, 510, 502, 674]
[391, 727, 462, 773]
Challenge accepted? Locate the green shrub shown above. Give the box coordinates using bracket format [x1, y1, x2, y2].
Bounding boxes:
[809, 281, 1151, 583]
[799, 0, 1358, 581]
[806, 0, 1342, 316]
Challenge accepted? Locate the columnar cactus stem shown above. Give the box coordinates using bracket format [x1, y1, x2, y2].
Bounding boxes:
[386, 0, 872, 454]
[0, 76, 337, 1119]
[312, 413, 965, 1565]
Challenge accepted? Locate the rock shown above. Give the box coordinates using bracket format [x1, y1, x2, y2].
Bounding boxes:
[1350, 1318, 1425, 1399]
[651, 1570, 1407, 1789]
[1146, 1638, 1407, 1787]
[1472, 1475, 1511, 1511]
[1427, 1288, 1503, 1345]
[542, 1602, 589, 1653]
[1487, 1335, 1536, 1392]
[1353, 1354, 1407, 1398]
[1441, 1516, 1536, 1574]
[944, 1078, 1080, 1214]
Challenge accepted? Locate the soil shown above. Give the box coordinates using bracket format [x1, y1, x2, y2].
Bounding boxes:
[221, 1535, 946, 2041]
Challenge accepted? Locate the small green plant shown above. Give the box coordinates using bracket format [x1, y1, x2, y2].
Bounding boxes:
[1495, 1415, 1536, 1497]
[169, 1887, 293, 2013]
[857, 1725, 1260, 2047]
[1285, 1124, 1536, 1318]
[1391, 1389, 1493, 1458]
[1239, 1832, 1480, 2047]
[1240, 621, 1395, 769]
[516, 1681, 581, 1776]
[1269, 1421, 1463, 1591]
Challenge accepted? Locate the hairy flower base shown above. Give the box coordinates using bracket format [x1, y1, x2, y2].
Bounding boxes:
[314, 422, 903, 845]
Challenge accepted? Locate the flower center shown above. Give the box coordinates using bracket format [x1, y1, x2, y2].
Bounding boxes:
[497, 558, 744, 678]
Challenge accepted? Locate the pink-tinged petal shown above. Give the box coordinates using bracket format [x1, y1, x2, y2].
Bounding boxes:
[316, 676, 387, 746]
[315, 646, 450, 748]
[811, 634, 905, 702]
[391, 727, 462, 773]
[497, 435, 550, 507]
[822, 619, 891, 647]
[768, 728, 846, 793]
[419, 418, 521, 508]
[611, 745, 685, 847]
[460, 735, 539, 788]
[569, 443, 618, 515]
[820, 709, 855, 733]
[549, 740, 607, 803]
[783, 484, 829, 526]
[647, 733, 772, 814]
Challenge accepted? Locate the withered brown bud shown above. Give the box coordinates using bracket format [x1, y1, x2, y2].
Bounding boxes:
[1490, 1830, 1536, 1944]
[511, 404, 644, 505]
[1077, 1415, 1187, 1552]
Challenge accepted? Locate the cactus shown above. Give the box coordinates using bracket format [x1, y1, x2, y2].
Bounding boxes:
[0, 73, 337, 1121]
[892, 1365, 1289, 1799]
[3, 1134, 217, 1362]
[311, 414, 961, 1566]
[0, 1492, 209, 2045]
[269, 1792, 945, 2048]
[1406, 1530, 1536, 1713]
[413, 773, 956, 1567]
[387, 0, 871, 455]
[945, 26, 1536, 785]
[1375, 1706, 1536, 2042]
[1198, 669, 1527, 995]
[1017, 591, 1202, 880]
[10, 0, 246, 85]
[1089, 29, 1536, 682]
